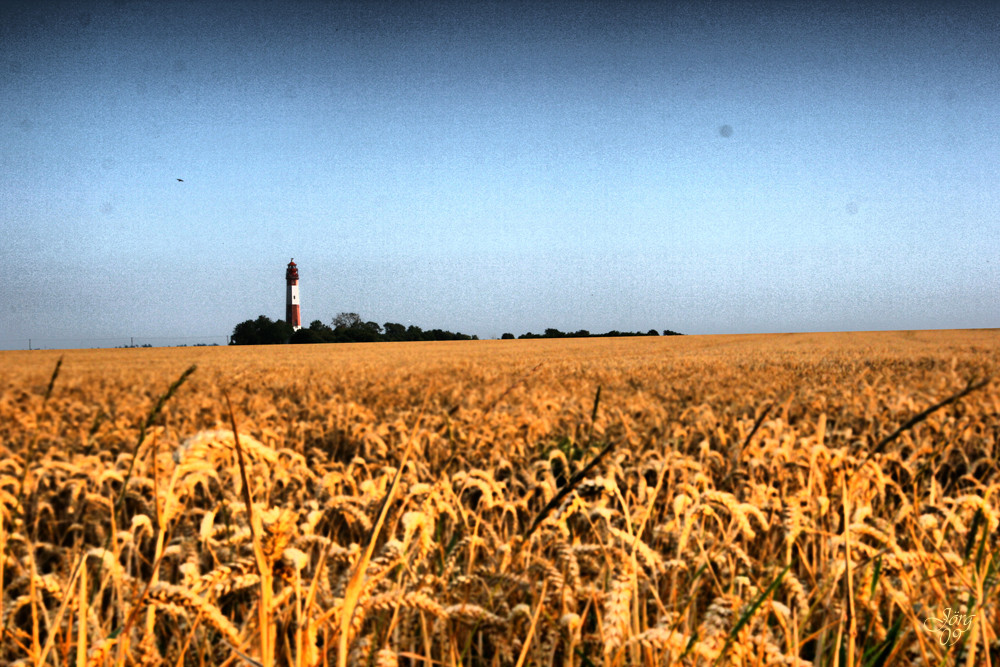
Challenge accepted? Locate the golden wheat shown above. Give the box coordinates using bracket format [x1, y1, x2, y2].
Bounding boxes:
[0, 330, 997, 665]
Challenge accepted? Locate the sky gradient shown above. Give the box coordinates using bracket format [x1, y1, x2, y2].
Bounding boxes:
[2, 1, 998, 349]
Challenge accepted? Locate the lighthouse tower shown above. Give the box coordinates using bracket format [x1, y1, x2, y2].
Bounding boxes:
[285, 259, 301, 331]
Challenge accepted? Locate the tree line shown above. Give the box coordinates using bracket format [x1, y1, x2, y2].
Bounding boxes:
[230, 313, 477, 345]
[231, 313, 682, 345]
[504, 328, 682, 339]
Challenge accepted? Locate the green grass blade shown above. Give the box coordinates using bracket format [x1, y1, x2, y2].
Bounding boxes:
[712, 564, 789, 666]
[862, 612, 904, 667]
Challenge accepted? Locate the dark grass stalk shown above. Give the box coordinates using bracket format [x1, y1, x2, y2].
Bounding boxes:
[77, 365, 195, 660]
[223, 390, 260, 547]
[586, 385, 602, 444]
[520, 438, 618, 546]
[43, 355, 63, 401]
[114, 364, 197, 521]
[82, 409, 107, 455]
[3, 357, 63, 645]
[741, 402, 773, 451]
[861, 376, 991, 467]
[965, 508, 984, 563]
[724, 402, 772, 497]
[224, 389, 273, 666]
[870, 554, 882, 598]
[590, 384, 602, 423]
[519, 385, 609, 548]
[13, 356, 64, 517]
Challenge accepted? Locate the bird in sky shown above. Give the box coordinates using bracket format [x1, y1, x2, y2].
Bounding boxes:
[176, 178, 184, 182]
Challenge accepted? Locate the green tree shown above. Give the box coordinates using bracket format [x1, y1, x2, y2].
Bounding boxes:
[383, 322, 407, 341]
[308, 320, 336, 342]
[352, 321, 383, 342]
[231, 315, 292, 345]
[332, 312, 362, 329]
[290, 327, 326, 344]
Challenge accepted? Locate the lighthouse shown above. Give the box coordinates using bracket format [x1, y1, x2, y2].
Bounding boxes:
[286, 259, 301, 331]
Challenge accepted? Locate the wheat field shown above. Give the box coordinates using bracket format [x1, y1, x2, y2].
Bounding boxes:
[1, 330, 998, 666]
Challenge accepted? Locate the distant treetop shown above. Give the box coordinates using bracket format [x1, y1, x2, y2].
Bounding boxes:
[230, 313, 478, 345]
[512, 328, 682, 339]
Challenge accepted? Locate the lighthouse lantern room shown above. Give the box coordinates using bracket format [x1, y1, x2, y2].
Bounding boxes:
[286, 259, 301, 331]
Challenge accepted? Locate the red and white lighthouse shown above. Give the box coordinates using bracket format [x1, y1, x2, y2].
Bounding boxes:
[286, 259, 301, 331]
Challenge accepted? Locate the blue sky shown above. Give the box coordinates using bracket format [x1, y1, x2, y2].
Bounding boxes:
[1, 1, 997, 348]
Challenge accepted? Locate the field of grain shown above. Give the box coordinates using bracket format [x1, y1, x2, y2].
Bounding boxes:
[1, 330, 998, 666]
